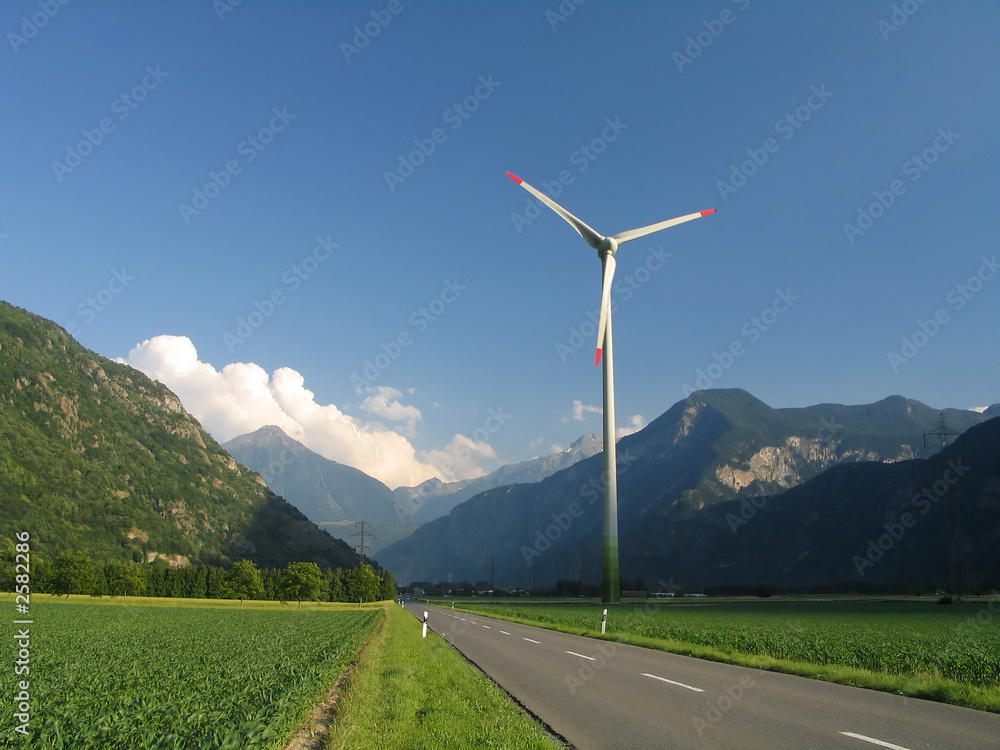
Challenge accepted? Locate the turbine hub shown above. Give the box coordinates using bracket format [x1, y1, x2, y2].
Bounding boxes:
[597, 236, 618, 257]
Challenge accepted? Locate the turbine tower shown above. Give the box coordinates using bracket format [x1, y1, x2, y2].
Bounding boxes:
[507, 172, 715, 602]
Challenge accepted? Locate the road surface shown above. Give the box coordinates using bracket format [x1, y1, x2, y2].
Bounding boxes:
[404, 601, 1000, 750]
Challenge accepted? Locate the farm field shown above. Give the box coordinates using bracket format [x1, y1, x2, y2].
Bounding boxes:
[454, 597, 1000, 712]
[1, 596, 381, 749]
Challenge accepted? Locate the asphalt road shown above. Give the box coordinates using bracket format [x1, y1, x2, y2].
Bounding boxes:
[403, 601, 1000, 750]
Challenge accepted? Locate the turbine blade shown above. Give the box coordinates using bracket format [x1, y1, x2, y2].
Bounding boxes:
[507, 172, 604, 249]
[612, 209, 716, 245]
[595, 253, 616, 367]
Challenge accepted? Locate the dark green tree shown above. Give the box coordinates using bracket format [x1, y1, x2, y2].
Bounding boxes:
[344, 564, 382, 603]
[378, 568, 397, 601]
[281, 562, 322, 606]
[53, 551, 98, 596]
[106, 562, 147, 598]
[224, 560, 264, 605]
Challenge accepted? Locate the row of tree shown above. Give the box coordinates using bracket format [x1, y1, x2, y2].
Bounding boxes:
[2, 545, 396, 605]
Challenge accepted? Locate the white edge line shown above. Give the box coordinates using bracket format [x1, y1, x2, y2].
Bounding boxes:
[641, 673, 705, 692]
[566, 651, 597, 661]
[839, 732, 913, 750]
[523, 637, 541, 644]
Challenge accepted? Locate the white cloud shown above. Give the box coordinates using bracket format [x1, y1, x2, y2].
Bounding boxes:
[616, 414, 646, 439]
[123, 335, 483, 489]
[360, 385, 422, 436]
[421, 433, 497, 482]
[568, 400, 602, 422]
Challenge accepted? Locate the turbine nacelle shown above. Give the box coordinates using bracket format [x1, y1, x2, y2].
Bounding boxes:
[597, 236, 618, 258]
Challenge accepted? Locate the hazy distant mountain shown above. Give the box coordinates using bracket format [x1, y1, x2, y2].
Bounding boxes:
[392, 434, 603, 522]
[0, 301, 359, 570]
[378, 389, 994, 589]
[223, 426, 419, 555]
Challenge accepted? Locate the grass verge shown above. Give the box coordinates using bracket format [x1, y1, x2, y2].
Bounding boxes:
[452, 604, 1000, 714]
[325, 605, 566, 749]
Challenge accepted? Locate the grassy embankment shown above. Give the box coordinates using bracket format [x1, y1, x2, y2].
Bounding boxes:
[325, 603, 565, 750]
[450, 597, 1000, 713]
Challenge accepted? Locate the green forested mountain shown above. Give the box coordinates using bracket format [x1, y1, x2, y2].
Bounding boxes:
[0, 301, 359, 570]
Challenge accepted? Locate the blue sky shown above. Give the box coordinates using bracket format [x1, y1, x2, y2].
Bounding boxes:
[2, 1, 998, 487]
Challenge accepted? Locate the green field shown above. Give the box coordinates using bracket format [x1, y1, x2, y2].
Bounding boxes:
[2, 597, 381, 749]
[455, 597, 1000, 711]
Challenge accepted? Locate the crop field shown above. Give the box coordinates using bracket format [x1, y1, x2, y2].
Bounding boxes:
[457, 598, 1000, 708]
[1, 598, 380, 749]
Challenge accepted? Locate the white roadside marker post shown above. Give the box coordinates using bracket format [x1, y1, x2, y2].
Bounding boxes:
[601, 608, 608, 635]
[422, 611, 428, 639]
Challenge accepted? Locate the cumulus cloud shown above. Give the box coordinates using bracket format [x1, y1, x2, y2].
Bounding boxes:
[360, 385, 422, 436]
[123, 335, 485, 488]
[421, 433, 497, 482]
[616, 414, 646, 439]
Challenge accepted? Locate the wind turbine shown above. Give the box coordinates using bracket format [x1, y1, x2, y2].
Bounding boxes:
[507, 171, 715, 603]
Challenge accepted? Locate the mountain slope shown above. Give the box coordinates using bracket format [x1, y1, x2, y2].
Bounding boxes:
[392, 433, 603, 522]
[223, 426, 419, 554]
[0, 301, 359, 569]
[378, 388, 993, 588]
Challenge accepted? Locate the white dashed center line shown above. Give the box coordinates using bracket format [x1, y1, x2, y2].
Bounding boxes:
[566, 651, 597, 661]
[641, 673, 704, 692]
[839, 732, 912, 750]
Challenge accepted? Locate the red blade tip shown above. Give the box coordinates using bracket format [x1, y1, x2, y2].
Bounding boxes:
[506, 171, 522, 184]
[701, 209, 717, 216]
[595, 349, 603, 367]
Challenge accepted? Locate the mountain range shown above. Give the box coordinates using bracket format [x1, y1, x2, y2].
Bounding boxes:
[391, 433, 603, 522]
[377, 389, 998, 591]
[222, 428, 603, 554]
[0, 301, 360, 570]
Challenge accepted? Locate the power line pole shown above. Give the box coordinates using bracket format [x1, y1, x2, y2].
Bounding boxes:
[351, 520, 375, 563]
[923, 413, 965, 599]
[923, 412, 961, 452]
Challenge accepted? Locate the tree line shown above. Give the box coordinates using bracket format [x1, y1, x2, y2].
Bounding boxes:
[2, 543, 395, 605]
